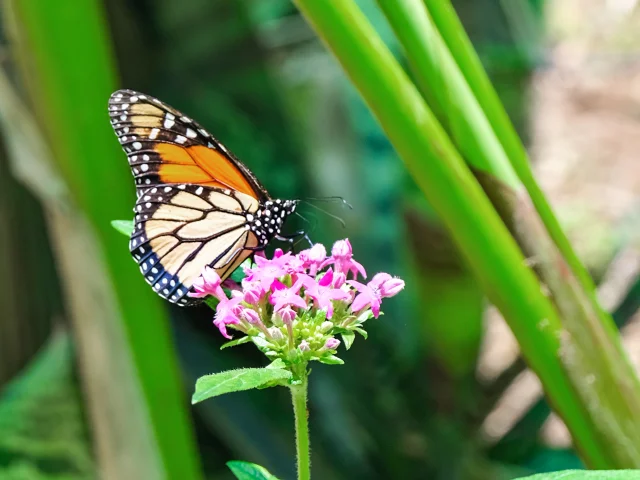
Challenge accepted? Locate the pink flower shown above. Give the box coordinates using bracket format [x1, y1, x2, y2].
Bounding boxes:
[270, 279, 307, 311]
[189, 266, 226, 300]
[349, 273, 404, 318]
[303, 269, 350, 319]
[213, 293, 244, 339]
[245, 249, 294, 290]
[192, 237, 404, 345]
[328, 239, 366, 279]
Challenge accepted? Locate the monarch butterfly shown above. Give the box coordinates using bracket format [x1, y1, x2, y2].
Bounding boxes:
[109, 89, 300, 306]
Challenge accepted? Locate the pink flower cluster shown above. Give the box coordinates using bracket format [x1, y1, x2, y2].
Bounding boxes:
[189, 239, 404, 362]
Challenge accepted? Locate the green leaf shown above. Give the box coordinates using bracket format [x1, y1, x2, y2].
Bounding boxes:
[266, 359, 286, 369]
[227, 460, 280, 480]
[341, 332, 355, 350]
[353, 327, 368, 339]
[252, 336, 271, 349]
[220, 336, 252, 350]
[317, 355, 344, 365]
[204, 296, 218, 311]
[516, 471, 640, 480]
[110, 219, 134, 237]
[192, 368, 292, 404]
[230, 259, 252, 283]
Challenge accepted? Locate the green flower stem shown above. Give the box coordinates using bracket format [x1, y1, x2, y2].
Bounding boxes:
[290, 381, 311, 480]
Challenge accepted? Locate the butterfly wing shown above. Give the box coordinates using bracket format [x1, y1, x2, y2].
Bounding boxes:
[108, 89, 269, 201]
[129, 184, 259, 305]
[109, 90, 265, 305]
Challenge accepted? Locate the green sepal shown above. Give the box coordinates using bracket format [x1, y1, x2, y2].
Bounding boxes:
[341, 332, 356, 350]
[356, 309, 376, 323]
[353, 327, 368, 339]
[317, 354, 344, 365]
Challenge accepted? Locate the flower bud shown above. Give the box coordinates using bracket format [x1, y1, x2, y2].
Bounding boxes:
[380, 277, 405, 297]
[320, 321, 333, 332]
[278, 306, 296, 325]
[241, 308, 260, 324]
[268, 327, 285, 341]
[243, 286, 262, 305]
[370, 272, 392, 288]
[324, 338, 340, 350]
[332, 239, 352, 259]
[333, 272, 346, 288]
[299, 340, 310, 352]
[308, 243, 327, 263]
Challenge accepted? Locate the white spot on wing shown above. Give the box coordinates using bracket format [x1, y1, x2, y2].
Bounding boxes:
[175, 135, 186, 144]
[186, 128, 197, 138]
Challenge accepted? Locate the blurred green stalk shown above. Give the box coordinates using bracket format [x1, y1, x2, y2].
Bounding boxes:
[292, 0, 640, 468]
[6, 1, 202, 478]
[379, 0, 640, 467]
[423, 0, 600, 304]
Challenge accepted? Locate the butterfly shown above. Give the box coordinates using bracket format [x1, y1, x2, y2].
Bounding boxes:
[108, 89, 300, 306]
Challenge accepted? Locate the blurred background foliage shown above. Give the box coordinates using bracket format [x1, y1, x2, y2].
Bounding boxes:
[0, 0, 638, 479]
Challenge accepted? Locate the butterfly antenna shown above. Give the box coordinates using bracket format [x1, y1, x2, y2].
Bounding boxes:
[300, 200, 347, 229]
[303, 196, 353, 210]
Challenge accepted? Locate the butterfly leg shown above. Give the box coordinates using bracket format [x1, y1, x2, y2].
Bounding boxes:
[275, 231, 313, 252]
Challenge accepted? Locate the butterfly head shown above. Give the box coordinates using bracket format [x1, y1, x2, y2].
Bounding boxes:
[251, 199, 298, 246]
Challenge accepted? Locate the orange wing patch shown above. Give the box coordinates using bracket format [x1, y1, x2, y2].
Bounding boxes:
[155, 143, 256, 197]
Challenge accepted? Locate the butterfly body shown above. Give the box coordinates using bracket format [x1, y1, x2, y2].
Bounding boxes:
[109, 90, 298, 305]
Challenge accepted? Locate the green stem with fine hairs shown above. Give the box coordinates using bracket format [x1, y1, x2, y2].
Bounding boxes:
[290, 381, 311, 480]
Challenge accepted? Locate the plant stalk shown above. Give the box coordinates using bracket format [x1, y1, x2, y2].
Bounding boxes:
[290, 381, 311, 480]
[290, 0, 638, 467]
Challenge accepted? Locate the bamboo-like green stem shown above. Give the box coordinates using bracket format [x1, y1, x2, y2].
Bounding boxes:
[290, 0, 638, 467]
[379, 0, 640, 466]
[6, 1, 203, 477]
[290, 382, 311, 480]
[377, 0, 520, 188]
[422, 0, 605, 316]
